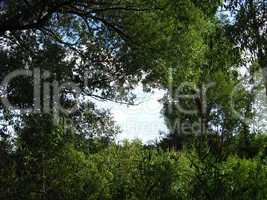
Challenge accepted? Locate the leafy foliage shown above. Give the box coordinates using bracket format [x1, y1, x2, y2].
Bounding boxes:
[0, 0, 266, 199]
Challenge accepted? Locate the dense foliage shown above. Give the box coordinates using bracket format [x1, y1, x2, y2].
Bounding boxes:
[0, 0, 266, 199]
[1, 130, 267, 199]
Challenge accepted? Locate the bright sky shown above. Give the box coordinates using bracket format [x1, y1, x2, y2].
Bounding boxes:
[95, 87, 168, 143]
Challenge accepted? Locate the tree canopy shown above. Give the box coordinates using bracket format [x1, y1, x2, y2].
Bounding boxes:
[0, 0, 266, 199]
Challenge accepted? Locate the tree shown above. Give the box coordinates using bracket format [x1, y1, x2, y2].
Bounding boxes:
[159, 21, 256, 152]
[223, 0, 267, 95]
[0, 0, 222, 143]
